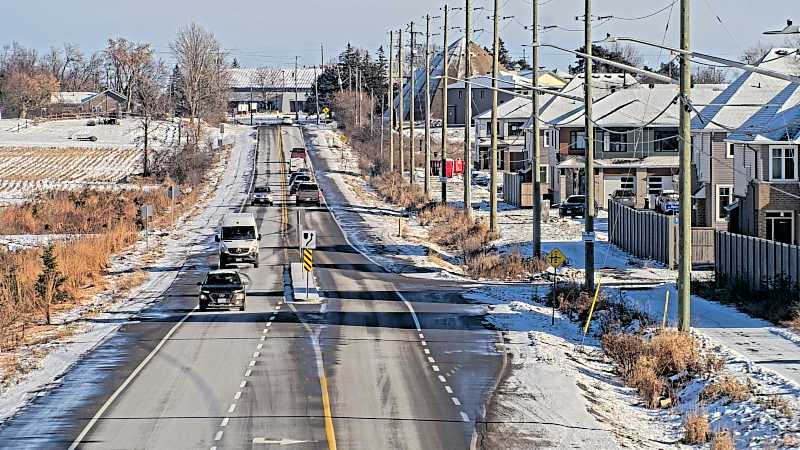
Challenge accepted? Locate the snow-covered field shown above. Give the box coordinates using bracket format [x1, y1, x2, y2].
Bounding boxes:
[0, 124, 256, 423]
[0, 118, 180, 149]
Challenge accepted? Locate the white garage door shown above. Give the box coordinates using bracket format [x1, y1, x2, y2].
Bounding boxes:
[603, 176, 635, 208]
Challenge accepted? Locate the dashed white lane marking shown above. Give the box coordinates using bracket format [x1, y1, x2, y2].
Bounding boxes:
[275, 305, 282, 311]
[227, 403, 236, 413]
[265, 322, 272, 327]
[253, 351, 260, 358]
[451, 397, 461, 406]
[240, 380, 247, 388]
[445, 386, 453, 394]
[460, 412, 470, 422]
[234, 391, 242, 400]
[220, 417, 229, 427]
[418, 333, 424, 339]
[260, 336, 266, 341]
[262, 329, 268, 334]
[427, 357, 435, 363]
[438, 375, 447, 383]
[424, 348, 430, 355]
[432, 365, 440, 372]
[210, 446, 217, 450]
[270, 315, 276, 321]
[249, 360, 256, 367]
[421, 340, 427, 347]
[257, 343, 263, 350]
[214, 431, 224, 441]
[245, 369, 252, 377]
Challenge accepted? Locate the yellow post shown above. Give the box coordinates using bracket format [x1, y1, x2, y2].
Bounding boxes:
[582, 281, 602, 336]
[662, 290, 670, 328]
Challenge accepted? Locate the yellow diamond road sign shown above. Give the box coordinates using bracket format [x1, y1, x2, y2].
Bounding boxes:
[545, 248, 567, 269]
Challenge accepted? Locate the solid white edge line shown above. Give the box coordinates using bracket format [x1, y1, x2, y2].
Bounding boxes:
[67, 306, 198, 450]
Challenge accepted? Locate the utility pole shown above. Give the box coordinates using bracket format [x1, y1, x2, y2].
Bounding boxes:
[410, 21, 417, 185]
[424, 14, 432, 196]
[389, 31, 395, 172]
[489, 0, 499, 233]
[294, 56, 300, 121]
[584, 0, 596, 292]
[441, 4, 449, 204]
[314, 65, 320, 126]
[531, 0, 542, 258]
[464, 0, 473, 218]
[678, 0, 692, 331]
[399, 29, 405, 175]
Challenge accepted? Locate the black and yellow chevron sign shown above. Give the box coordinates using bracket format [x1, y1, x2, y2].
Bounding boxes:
[303, 249, 313, 272]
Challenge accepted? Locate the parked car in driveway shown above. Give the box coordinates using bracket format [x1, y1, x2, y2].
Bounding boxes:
[251, 185, 273, 206]
[655, 190, 680, 215]
[559, 195, 586, 218]
[198, 269, 250, 311]
[611, 189, 636, 208]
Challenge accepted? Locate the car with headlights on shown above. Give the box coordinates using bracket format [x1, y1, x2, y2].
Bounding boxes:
[198, 270, 250, 311]
[215, 213, 261, 268]
[251, 185, 273, 206]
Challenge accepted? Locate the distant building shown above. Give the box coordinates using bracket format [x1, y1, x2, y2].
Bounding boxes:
[228, 67, 316, 115]
[47, 90, 127, 117]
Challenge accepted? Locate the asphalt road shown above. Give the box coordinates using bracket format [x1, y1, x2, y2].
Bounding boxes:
[0, 125, 503, 450]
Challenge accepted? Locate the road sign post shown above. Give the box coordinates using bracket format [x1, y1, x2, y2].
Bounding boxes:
[545, 248, 567, 326]
[140, 204, 154, 251]
[303, 248, 313, 301]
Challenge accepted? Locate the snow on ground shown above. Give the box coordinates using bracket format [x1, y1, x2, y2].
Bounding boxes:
[0, 124, 256, 423]
[0, 118, 180, 149]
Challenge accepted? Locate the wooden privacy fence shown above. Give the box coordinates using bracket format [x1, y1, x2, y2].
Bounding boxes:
[608, 201, 716, 268]
[716, 231, 800, 289]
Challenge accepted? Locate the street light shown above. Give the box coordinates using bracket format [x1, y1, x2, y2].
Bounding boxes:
[764, 19, 800, 35]
[604, 34, 800, 84]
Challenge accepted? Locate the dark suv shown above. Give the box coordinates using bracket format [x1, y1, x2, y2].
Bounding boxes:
[559, 195, 586, 218]
[198, 270, 250, 311]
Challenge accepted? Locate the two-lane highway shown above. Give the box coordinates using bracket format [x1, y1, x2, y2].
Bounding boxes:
[0, 125, 503, 450]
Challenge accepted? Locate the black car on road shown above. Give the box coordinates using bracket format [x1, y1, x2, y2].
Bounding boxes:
[198, 270, 250, 311]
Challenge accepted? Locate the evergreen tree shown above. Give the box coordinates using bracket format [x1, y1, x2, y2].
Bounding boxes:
[231, 58, 241, 68]
[35, 244, 67, 325]
[168, 64, 189, 116]
[569, 44, 639, 74]
[484, 38, 512, 68]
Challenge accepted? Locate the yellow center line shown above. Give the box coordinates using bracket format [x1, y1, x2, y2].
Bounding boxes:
[276, 126, 337, 450]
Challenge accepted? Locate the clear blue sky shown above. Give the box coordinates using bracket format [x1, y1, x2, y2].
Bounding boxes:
[1, 0, 797, 72]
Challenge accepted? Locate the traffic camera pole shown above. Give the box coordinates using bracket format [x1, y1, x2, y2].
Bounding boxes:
[678, 0, 692, 331]
[441, 4, 449, 204]
[584, 0, 596, 292]
[389, 31, 395, 172]
[409, 21, 417, 185]
[489, 0, 500, 233]
[463, 0, 473, 218]
[398, 29, 405, 175]
[424, 14, 432, 196]
[531, 0, 542, 258]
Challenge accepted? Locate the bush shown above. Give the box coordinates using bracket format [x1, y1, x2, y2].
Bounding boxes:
[710, 430, 735, 450]
[465, 251, 547, 280]
[700, 376, 751, 404]
[683, 413, 710, 444]
[371, 172, 427, 211]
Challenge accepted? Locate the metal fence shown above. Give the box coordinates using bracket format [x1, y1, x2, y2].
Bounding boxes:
[715, 231, 800, 289]
[608, 201, 716, 268]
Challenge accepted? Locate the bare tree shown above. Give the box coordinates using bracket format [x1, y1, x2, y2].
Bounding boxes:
[742, 42, 771, 64]
[693, 66, 728, 84]
[133, 57, 168, 177]
[254, 68, 279, 109]
[2, 70, 59, 118]
[171, 23, 230, 143]
[105, 38, 154, 111]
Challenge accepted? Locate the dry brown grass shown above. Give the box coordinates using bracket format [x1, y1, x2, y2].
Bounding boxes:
[710, 430, 735, 450]
[683, 412, 710, 444]
[758, 395, 794, 418]
[465, 251, 547, 280]
[700, 376, 752, 404]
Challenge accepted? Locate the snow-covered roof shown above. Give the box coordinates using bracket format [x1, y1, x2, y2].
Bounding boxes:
[558, 155, 678, 169]
[556, 84, 727, 128]
[229, 67, 317, 90]
[447, 70, 533, 90]
[50, 92, 96, 105]
[474, 93, 556, 121]
[692, 48, 800, 143]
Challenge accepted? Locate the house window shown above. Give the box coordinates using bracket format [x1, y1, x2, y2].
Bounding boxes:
[570, 131, 586, 150]
[539, 165, 549, 184]
[508, 122, 525, 136]
[654, 129, 679, 152]
[543, 130, 552, 147]
[766, 211, 794, 244]
[648, 177, 663, 195]
[480, 90, 484, 99]
[716, 184, 733, 222]
[620, 176, 635, 190]
[770, 146, 797, 181]
[607, 130, 630, 152]
[726, 142, 735, 159]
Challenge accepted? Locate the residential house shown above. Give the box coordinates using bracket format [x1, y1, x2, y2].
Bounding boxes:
[554, 83, 727, 208]
[717, 49, 800, 244]
[47, 90, 127, 117]
[522, 73, 638, 203]
[447, 70, 566, 126]
[228, 67, 316, 114]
